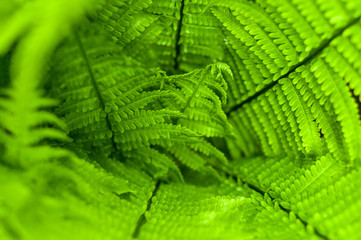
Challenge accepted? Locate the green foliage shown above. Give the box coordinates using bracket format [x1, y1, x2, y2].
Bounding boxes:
[49, 26, 229, 179]
[1, 0, 361, 239]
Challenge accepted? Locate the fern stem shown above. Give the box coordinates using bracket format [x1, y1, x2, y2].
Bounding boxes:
[173, 0, 185, 71]
[226, 16, 361, 116]
[74, 31, 118, 152]
[132, 181, 161, 238]
[180, 72, 206, 115]
[226, 172, 329, 240]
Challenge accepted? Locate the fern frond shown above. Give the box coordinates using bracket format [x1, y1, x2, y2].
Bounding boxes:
[227, 18, 361, 164]
[51, 27, 229, 178]
[138, 180, 317, 240]
[233, 154, 361, 239]
[0, 86, 71, 167]
[0, 154, 156, 240]
[210, 0, 361, 106]
[0, 0, 106, 166]
[162, 62, 232, 137]
[51, 29, 167, 150]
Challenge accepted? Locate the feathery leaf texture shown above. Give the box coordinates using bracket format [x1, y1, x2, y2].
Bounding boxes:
[232, 154, 361, 239]
[50, 28, 229, 178]
[1, 0, 361, 239]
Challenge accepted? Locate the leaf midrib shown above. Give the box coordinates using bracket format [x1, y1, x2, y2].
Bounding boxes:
[74, 32, 118, 150]
[226, 16, 361, 116]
